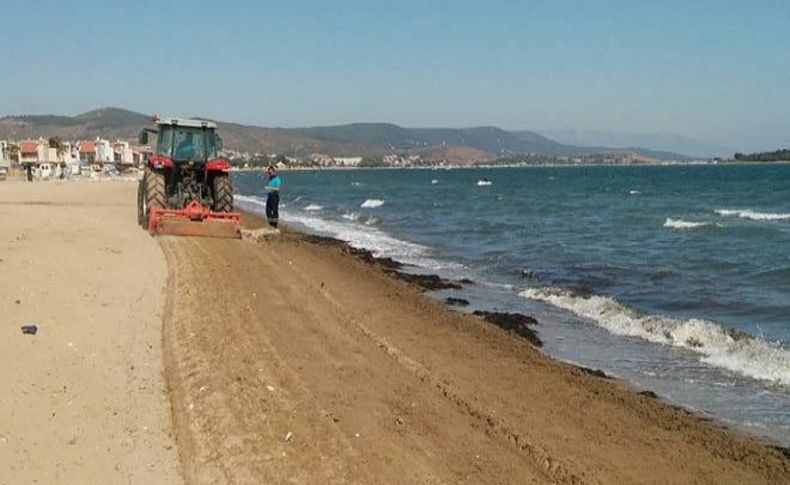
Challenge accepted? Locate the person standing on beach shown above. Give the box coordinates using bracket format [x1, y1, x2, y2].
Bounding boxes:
[265, 165, 282, 228]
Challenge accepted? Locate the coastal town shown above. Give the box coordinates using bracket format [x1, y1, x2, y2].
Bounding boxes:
[0, 133, 701, 181]
[0, 137, 149, 180]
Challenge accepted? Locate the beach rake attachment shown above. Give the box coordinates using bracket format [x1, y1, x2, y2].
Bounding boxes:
[148, 200, 242, 239]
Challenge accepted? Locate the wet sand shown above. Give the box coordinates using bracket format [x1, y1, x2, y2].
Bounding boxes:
[162, 212, 789, 484]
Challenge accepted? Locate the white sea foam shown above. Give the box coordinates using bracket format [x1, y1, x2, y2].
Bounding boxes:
[342, 212, 361, 221]
[476, 180, 493, 187]
[431, 179, 439, 185]
[361, 199, 385, 208]
[663, 218, 711, 229]
[715, 209, 790, 221]
[305, 204, 323, 211]
[520, 287, 790, 386]
[629, 190, 641, 195]
[236, 195, 458, 270]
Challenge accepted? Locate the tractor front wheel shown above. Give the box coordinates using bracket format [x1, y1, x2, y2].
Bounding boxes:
[213, 174, 234, 212]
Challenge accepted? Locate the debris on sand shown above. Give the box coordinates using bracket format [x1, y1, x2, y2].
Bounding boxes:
[21, 324, 38, 335]
[242, 227, 280, 242]
[284, 431, 293, 442]
[444, 297, 470, 307]
[472, 311, 541, 347]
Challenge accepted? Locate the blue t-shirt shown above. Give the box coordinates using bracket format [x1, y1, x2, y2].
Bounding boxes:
[268, 175, 282, 195]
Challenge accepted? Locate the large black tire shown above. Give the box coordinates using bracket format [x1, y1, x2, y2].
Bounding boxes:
[142, 169, 166, 228]
[213, 174, 234, 212]
[136, 178, 146, 227]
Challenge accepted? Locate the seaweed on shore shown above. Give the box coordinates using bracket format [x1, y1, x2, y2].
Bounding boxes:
[301, 234, 404, 269]
[638, 390, 659, 399]
[300, 232, 473, 290]
[389, 272, 462, 290]
[771, 446, 790, 461]
[576, 366, 611, 379]
[472, 311, 542, 347]
[302, 234, 346, 247]
[345, 247, 403, 270]
[444, 297, 470, 307]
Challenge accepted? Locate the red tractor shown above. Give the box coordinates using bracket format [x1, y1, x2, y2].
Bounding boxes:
[137, 116, 241, 238]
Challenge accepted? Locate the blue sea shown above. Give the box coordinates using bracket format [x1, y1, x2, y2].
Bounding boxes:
[234, 164, 790, 446]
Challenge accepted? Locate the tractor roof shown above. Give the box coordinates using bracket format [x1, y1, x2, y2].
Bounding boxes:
[156, 117, 217, 129]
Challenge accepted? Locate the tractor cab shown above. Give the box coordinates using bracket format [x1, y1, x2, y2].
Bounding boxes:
[139, 117, 224, 167]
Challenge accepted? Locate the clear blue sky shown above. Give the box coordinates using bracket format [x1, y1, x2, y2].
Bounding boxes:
[1, 0, 788, 151]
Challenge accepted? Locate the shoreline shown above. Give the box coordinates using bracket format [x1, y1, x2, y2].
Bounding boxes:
[155, 206, 789, 482]
[229, 160, 790, 172]
[248, 214, 789, 451]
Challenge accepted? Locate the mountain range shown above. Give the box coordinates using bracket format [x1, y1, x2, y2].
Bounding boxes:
[0, 107, 690, 163]
[539, 128, 732, 158]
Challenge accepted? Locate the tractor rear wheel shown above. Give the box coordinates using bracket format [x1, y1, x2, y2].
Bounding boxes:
[136, 178, 146, 227]
[142, 168, 166, 226]
[213, 174, 234, 212]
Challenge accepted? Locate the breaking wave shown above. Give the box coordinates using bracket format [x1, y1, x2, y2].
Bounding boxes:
[663, 218, 713, 230]
[521, 287, 790, 386]
[715, 209, 790, 221]
[236, 195, 458, 270]
[361, 199, 385, 208]
[305, 204, 324, 211]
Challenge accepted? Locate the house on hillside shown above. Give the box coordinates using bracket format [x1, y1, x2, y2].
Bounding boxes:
[0, 141, 10, 178]
[18, 138, 49, 165]
[131, 145, 151, 166]
[0, 141, 10, 165]
[96, 138, 113, 164]
[78, 138, 114, 166]
[113, 140, 134, 166]
[77, 140, 96, 165]
[333, 156, 362, 167]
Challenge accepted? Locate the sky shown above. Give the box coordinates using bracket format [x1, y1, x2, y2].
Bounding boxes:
[1, 0, 788, 151]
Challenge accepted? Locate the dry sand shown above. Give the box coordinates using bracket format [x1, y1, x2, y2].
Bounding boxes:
[0, 180, 181, 484]
[2, 180, 789, 485]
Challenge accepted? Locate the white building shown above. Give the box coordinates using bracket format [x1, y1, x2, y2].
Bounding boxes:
[18, 138, 49, 165]
[333, 156, 362, 167]
[0, 141, 9, 168]
[113, 140, 134, 165]
[96, 138, 113, 163]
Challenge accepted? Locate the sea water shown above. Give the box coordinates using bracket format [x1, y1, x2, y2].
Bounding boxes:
[234, 164, 790, 446]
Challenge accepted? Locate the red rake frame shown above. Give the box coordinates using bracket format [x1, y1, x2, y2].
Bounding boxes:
[148, 200, 242, 239]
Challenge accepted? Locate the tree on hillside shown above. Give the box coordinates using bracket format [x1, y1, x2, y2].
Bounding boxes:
[734, 149, 790, 162]
[6, 144, 19, 164]
[48, 136, 65, 157]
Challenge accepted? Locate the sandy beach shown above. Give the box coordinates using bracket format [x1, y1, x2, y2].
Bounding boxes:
[0, 180, 181, 484]
[2, 179, 789, 484]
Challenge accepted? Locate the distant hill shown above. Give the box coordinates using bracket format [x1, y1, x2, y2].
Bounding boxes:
[537, 128, 728, 158]
[0, 107, 689, 163]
